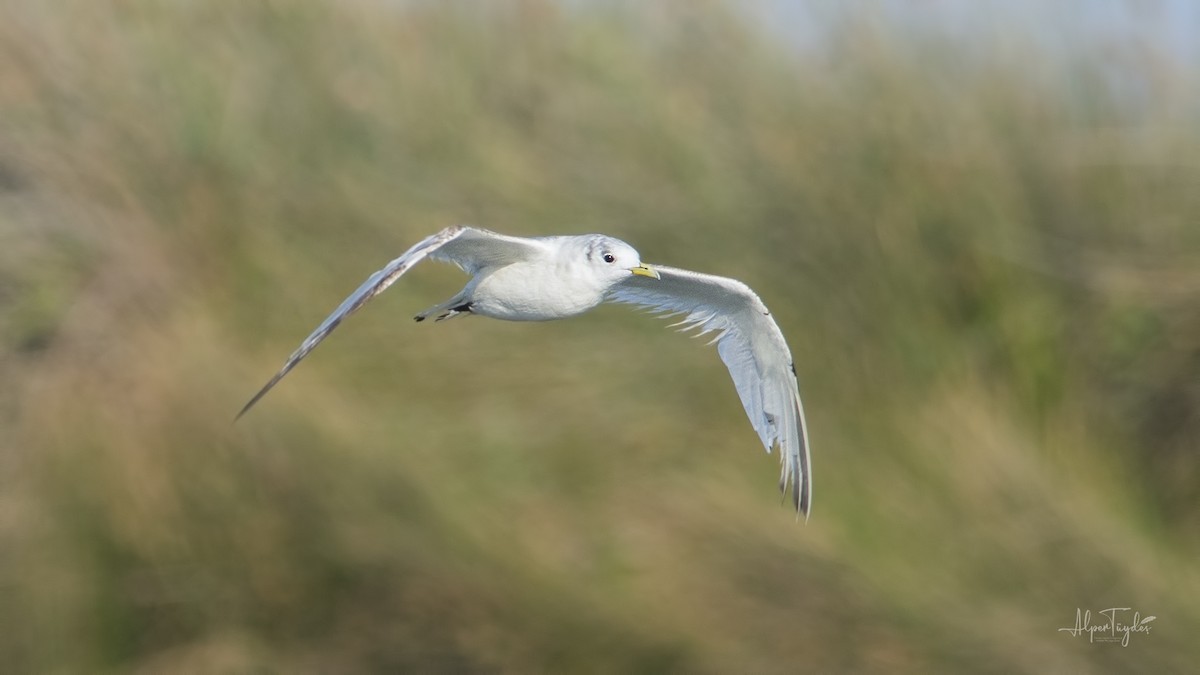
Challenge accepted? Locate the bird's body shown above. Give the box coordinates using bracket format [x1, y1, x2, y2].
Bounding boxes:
[239, 226, 813, 516]
[467, 263, 600, 320]
[448, 240, 613, 320]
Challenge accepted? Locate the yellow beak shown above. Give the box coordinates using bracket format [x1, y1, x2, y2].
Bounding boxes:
[630, 264, 661, 280]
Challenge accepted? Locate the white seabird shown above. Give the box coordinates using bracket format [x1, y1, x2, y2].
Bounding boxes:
[238, 225, 812, 516]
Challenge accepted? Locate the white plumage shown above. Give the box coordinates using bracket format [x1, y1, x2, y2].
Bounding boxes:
[239, 225, 812, 516]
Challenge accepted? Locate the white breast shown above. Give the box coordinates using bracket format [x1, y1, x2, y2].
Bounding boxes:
[467, 261, 607, 321]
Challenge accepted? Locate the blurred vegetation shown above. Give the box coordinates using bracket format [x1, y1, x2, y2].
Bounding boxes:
[2, 0, 1198, 672]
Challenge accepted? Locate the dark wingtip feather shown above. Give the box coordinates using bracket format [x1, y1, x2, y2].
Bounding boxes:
[234, 368, 289, 422]
[780, 472, 811, 522]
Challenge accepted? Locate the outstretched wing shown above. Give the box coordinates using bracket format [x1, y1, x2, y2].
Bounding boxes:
[607, 265, 812, 517]
[237, 225, 543, 419]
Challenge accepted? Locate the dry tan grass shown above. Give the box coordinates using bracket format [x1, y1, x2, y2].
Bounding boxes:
[1, 2, 1197, 672]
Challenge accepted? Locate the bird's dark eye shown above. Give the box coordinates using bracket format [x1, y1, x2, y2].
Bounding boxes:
[602, 253, 616, 264]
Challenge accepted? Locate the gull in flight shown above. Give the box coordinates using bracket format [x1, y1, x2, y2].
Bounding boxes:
[238, 226, 812, 516]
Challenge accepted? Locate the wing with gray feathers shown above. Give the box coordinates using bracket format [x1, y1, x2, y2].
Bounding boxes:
[607, 265, 812, 516]
[236, 225, 541, 419]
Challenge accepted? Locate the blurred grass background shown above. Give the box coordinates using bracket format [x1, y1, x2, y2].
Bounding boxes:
[2, 0, 1198, 672]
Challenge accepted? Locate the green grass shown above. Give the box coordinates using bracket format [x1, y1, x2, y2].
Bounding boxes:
[2, 1, 1198, 672]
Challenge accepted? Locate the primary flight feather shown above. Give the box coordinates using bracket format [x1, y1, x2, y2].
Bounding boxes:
[238, 225, 813, 516]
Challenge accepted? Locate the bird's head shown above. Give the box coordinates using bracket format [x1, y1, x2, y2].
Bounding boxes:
[584, 236, 660, 286]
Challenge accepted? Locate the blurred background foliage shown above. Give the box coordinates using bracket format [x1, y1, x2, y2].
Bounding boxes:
[1, 0, 1198, 672]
